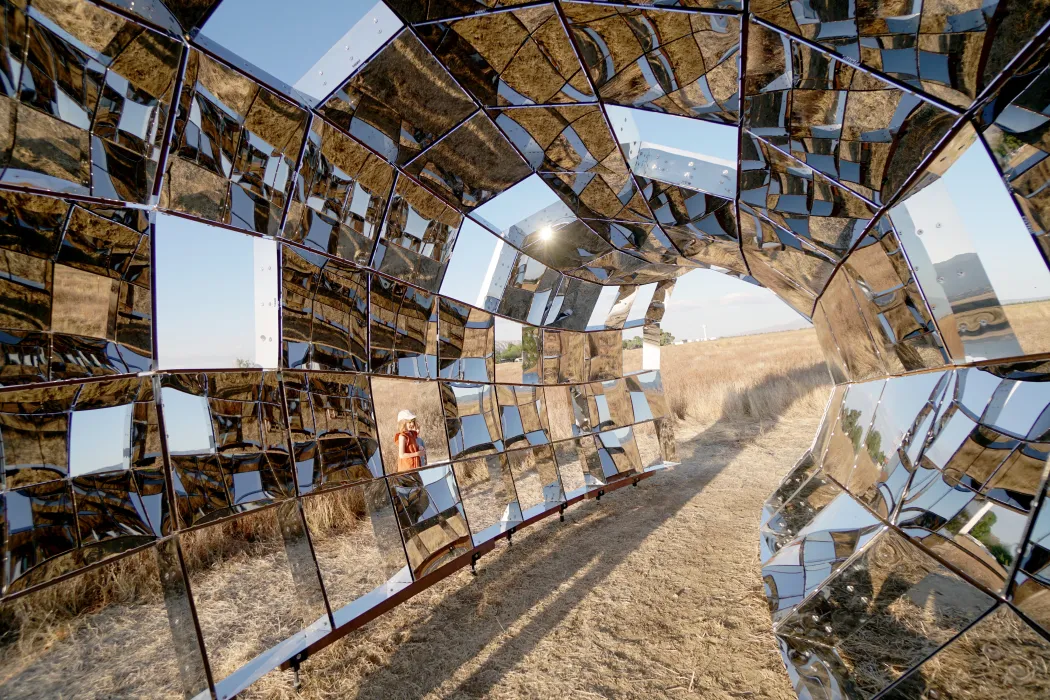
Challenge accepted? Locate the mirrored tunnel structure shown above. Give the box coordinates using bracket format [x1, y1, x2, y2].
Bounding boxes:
[3, 0, 1050, 698]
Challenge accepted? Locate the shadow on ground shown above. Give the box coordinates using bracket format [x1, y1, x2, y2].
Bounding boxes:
[286, 364, 827, 699]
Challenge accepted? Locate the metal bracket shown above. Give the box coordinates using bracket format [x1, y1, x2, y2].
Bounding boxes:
[560, 502, 567, 522]
[470, 551, 482, 576]
[596, 488, 605, 502]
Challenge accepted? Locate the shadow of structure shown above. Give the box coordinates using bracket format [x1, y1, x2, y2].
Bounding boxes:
[291, 363, 828, 698]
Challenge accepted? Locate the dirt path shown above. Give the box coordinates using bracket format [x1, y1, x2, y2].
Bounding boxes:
[252, 409, 818, 699]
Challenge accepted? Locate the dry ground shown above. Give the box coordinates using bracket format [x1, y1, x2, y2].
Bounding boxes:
[249, 330, 830, 699]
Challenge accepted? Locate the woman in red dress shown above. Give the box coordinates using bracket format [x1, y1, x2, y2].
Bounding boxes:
[394, 409, 426, 473]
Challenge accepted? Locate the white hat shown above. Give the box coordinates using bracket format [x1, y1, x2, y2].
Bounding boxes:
[397, 409, 417, 422]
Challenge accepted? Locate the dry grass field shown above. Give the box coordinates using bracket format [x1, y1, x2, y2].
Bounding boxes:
[0, 328, 832, 699]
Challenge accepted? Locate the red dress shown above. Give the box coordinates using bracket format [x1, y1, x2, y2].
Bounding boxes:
[394, 430, 422, 472]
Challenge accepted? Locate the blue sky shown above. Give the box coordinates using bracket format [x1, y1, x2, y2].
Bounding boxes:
[199, 0, 397, 97]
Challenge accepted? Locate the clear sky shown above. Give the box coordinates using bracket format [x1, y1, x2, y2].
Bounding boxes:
[199, 0, 395, 94]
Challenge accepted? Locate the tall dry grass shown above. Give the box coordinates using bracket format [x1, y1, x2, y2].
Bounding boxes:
[637, 328, 831, 429]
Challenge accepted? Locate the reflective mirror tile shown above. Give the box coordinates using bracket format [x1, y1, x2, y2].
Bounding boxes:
[751, 2, 1050, 109]
[552, 436, 603, 498]
[506, 443, 563, 519]
[881, 604, 1050, 699]
[301, 479, 412, 627]
[282, 371, 381, 494]
[163, 49, 307, 234]
[437, 298, 495, 383]
[155, 215, 278, 370]
[0, 542, 209, 699]
[452, 452, 522, 545]
[179, 503, 330, 697]
[319, 30, 476, 165]
[387, 466, 472, 579]
[776, 529, 996, 699]
[368, 275, 438, 378]
[889, 127, 1050, 363]
[3, 0, 182, 201]
[283, 119, 395, 267]
[563, 4, 739, 123]
[0, 193, 153, 383]
[281, 246, 369, 372]
[369, 376, 451, 475]
[594, 426, 642, 480]
[441, 381, 504, 460]
[898, 465, 1031, 594]
[1012, 484, 1050, 633]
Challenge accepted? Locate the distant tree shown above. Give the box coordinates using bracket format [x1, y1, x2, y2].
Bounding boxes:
[864, 430, 886, 465]
[235, 358, 259, 368]
[660, 331, 675, 346]
[622, 337, 643, 349]
[495, 343, 522, 363]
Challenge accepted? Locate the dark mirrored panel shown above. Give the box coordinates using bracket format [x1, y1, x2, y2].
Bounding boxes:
[281, 245, 369, 372]
[319, 30, 476, 164]
[368, 275, 438, 378]
[2, 0, 182, 201]
[752, 2, 1050, 109]
[2, 377, 164, 593]
[406, 112, 533, 211]
[387, 466, 471, 579]
[373, 175, 462, 292]
[564, 4, 739, 123]
[161, 372, 293, 527]
[594, 426, 642, 480]
[0, 193, 152, 383]
[497, 383, 551, 451]
[163, 50, 308, 234]
[743, 21, 957, 205]
[418, 5, 591, 107]
[762, 490, 882, 621]
[552, 436, 603, 497]
[282, 371, 381, 495]
[437, 298, 494, 383]
[284, 119, 395, 267]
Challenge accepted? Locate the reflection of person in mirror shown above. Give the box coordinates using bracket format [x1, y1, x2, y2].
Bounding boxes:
[394, 409, 426, 472]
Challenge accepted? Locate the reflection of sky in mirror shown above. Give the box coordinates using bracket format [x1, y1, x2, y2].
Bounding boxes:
[155, 214, 278, 369]
[162, 388, 216, 455]
[68, 405, 133, 477]
[898, 139, 1050, 304]
[608, 105, 738, 197]
[199, 0, 401, 99]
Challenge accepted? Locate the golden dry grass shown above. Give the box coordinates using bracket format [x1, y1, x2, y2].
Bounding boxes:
[641, 329, 830, 427]
[0, 328, 833, 699]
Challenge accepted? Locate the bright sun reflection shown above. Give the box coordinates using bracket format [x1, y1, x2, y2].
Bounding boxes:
[538, 225, 553, 241]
